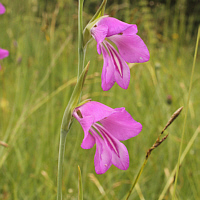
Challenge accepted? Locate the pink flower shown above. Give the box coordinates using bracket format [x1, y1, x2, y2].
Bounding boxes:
[0, 48, 9, 60]
[90, 17, 150, 91]
[73, 101, 142, 174]
[0, 3, 6, 15]
[0, 4, 9, 63]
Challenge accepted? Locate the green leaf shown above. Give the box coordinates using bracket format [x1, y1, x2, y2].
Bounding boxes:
[61, 61, 90, 132]
[83, 0, 107, 47]
[89, 0, 107, 23]
[76, 99, 91, 108]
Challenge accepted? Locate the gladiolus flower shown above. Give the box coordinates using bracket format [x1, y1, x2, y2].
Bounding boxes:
[0, 48, 9, 60]
[73, 101, 142, 174]
[0, 3, 6, 15]
[90, 17, 150, 91]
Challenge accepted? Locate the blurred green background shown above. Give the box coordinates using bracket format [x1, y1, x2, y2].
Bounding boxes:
[0, 0, 199, 199]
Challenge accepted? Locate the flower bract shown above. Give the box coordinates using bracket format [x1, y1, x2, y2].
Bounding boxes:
[90, 17, 150, 91]
[73, 101, 142, 174]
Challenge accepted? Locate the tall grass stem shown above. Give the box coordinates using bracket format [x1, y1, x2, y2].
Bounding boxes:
[159, 126, 200, 200]
[125, 159, 148, 200]
[78, 166, 83, 200]
[172, 26, 200, 199]
[126, 107, 183, 200]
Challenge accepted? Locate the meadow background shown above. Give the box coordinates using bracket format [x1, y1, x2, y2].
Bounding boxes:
[0, 0, 200, 199]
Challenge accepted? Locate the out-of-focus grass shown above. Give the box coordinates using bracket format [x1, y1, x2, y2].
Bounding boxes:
[0, 0, 199, 199]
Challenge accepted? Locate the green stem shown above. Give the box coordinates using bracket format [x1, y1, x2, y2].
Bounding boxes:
[78, 0, 85, 78]
[57, 1, 85, 199]
[57, 130, 68, 200]
[172, 25, 200, 199]
[125, 159, 148, 200]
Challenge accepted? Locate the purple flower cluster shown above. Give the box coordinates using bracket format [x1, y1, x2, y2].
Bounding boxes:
[91, 17, 149, 91]
[0, 3, 9, 63]
[73, 16, 149, 174]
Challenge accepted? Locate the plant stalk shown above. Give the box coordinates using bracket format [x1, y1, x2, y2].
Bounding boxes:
[57, 130, 68, 200]
[78, 0, 85, 78]
[57, 0, 85, 199]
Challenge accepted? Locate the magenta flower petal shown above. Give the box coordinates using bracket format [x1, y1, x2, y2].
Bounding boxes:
[95, 124, 129, 170]
[0, 48, 9, 59]
[111, 140, 129, 170]
[91, 24, 108, 54]
[72, 114, 97, 149]
[80, 121, 95, 149]
[97, 17, 133, 37]
[73, 101, 114, 124]
[100, 107, 142, 141]
[73, 101, 142, 174]
[73, 101, 115, 146]
[122, 25, 138, 35]
[73, 114, 94, 138]
[91, 128, 112, 174]
[109, 34, 150, 63]
[101, 44, 115, 91]
[0, 3, 6, 15]
[105, 41, 130, 89]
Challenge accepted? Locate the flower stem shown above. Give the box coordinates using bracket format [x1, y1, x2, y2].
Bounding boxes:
[57, 130, 68, 200]
[57, 1, 85, 199]
[78, 0, 85, 78]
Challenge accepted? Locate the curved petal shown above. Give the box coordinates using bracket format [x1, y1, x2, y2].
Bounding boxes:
[101, 44, 115, 91]
[73, 101, 115, 125]
[0, 3, 6, 15]
[95, 124, 129, 170]
[73, 115, 95, 148]
[81, 130, 95, 149]
[122, 24, 138, 35]
[91, 128, 112, 174]
[91, 24, 108, 54]
[97, 17, 133, 37]
[108, 34, 150, 63]
[100, 107, 142, 141]
[0, 48, 9, 59]
[110, 139, 129, 170]
[105, 41, 130, 89]
[73, 102, 117, 151]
